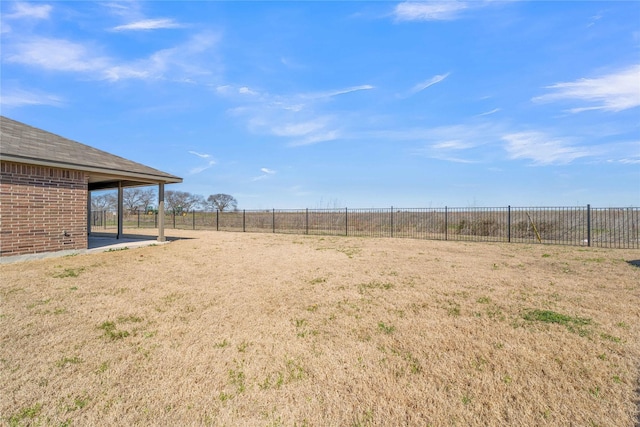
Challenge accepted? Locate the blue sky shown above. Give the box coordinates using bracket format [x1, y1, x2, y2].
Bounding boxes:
[2, 1, 639, 209]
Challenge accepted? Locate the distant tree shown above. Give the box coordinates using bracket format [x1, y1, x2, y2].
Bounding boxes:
[165, 191, 204, 213]
[207, 193, 238, 212]
[123, 188, 157, 213]
[91, 192, 116, 211]
[138, 188, 157, 212]
[190, 194, 206, 211]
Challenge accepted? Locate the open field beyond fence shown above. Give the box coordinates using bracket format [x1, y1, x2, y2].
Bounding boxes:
[2, 230, 639, 425]
[92, 206, 640, 249]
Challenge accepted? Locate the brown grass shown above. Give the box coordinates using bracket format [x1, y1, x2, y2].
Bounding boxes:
[1, 230, 639, 426]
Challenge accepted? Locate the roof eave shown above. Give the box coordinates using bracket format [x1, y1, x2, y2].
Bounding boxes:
[0, 155, 183, 184]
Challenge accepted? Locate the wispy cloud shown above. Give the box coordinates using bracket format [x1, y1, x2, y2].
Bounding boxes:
[216, 85, 233, 95]
[394, 2, 469, 21]
[217, 83, 372, 146]
[189, 159, 216, 175]
[189, 162, 216, 175]
[0, 87, 64, 108]
[373, 122, 499, 144]
[305, 85, 375, 100]
[432, 140, 477, 150]
[112, 18, 185, 32]
[533, 64, 640, 113]
[188, 151, 211, 159]
[239, 86, 259, 96]
[289, 130, 341, 147]
[5, 2, 52, 20]
[104, 31, 220, 82]
[271, 119, 329, 138]
[218, 84, 373, 102]
[102, 1, 143, 19]
[599, 140, 640, 165]
[270, 118, 340, 146]
[416, 138, 480, 163]
[370, 119, 633, 166]
[616, 158, 640, 165]
[187, 151, 216, 174]
[502, 132, 590, 165]
[406, 123, 501, 163]
[5, 37, 109, 72]
[217, 85, 261, 97]
[4, 32, 220, 82]
[586, 13, 603, 28]
[252, 167, 277, 181]
[478, 108, 500, 116]
[404, 73, 450, 97]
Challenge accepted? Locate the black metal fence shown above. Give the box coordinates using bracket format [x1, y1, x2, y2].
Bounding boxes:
[90, 205, 640, 249]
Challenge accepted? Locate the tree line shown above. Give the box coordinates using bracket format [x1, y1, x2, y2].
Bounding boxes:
[91, 189, 238, 213]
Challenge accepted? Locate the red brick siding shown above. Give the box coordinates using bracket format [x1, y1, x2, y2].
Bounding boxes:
[0, 161, 88, 256]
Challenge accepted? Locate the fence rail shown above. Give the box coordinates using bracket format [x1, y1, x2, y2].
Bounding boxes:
[90, 205, 640, 249]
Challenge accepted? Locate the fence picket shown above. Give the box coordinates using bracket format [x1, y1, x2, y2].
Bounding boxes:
[91, 205, 639, 249]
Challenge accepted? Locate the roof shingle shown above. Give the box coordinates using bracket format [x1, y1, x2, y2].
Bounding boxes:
[0, 116, 182, 185]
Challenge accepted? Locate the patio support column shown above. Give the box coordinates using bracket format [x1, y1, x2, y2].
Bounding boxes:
[158, 183, 165, 242]
[117, 181, 123, 239]
[87, 190, 92, 236]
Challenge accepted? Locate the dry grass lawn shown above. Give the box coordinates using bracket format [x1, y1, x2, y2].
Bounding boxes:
[1, 230, 639, 426]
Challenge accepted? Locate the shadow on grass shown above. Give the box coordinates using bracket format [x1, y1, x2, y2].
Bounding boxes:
[627, 260, 640, 268]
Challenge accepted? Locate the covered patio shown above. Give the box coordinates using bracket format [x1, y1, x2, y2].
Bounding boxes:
[0, 116, 182, 258]
[87, 232, 172, 251]
[88, 178, 178, 243]
[0, 232, 173, 264]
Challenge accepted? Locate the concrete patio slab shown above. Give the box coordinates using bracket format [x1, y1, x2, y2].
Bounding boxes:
[0, 234, 169, 264]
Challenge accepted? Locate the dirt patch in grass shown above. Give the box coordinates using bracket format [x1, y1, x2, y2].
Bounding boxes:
[2, 230, 639, 426]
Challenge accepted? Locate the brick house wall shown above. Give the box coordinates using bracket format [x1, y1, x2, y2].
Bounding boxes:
[0, 161, 88, 256]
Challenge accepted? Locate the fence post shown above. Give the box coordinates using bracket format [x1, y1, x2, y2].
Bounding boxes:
[137, 210, 140, 228]
[172, 210, 176, 229]
[273, 209, 275, 233]
[507, 205, 511, 243]
[587, 204, 591, 247]
[216, 210, 219, 231]
[192, 210, 196, 230]
[345, 207, 348, 236]
[445, 206, 448, 241]
[306, 208, 309, 235]
[390, 206, 394, 238]
[243, 209, 246, 232]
